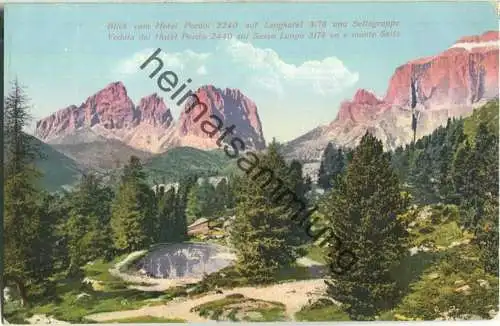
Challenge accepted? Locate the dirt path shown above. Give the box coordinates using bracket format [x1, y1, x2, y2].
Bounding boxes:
[86, 279, 327, 322]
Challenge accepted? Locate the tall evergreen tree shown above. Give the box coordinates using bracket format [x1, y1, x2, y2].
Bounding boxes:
[28, 192, 67, 298]
[321, 132, 409, 320]
[111, 156, 156, 252]
[65, 173, 113, 275]
[452, 140, 473, 203]
[289, 160, 307, 199]
[231, 141, 301, 282]
[318, 143, 346, 189]
[3, 80, 44, 306]
[318, 142, 335, 189]
[186, 184, 202, 223]
[215, 178, 232, 214]
[471, 123, 498, 200]
[174, 175, 196, 241]
[158, 187, 177, 242]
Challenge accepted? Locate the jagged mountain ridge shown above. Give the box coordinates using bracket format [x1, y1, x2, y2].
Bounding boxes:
[35, 82, 266, 161]
[283, 30, 499, 161]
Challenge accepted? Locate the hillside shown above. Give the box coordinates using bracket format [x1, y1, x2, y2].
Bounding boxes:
[464, 99, 499, 139]
[30, 135, 83, 192]
[143, 147, 232, 184]
[391, 99, 499, 204]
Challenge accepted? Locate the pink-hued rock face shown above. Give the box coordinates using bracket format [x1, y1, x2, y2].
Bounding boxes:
[384, 47, 498, 107]
[35, 82, 265, 153]
[336, 30, 498, 125]
[136, 93, 173, 128]
[177, 85, 266, 150]
[335, 90, 389, 124]
[456, 30, 498, 43]
[285, 30, 499, 161]
[36, 82, 144, 139]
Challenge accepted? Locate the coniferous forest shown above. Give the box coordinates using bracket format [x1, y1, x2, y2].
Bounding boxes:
[2, 80, 499, 323]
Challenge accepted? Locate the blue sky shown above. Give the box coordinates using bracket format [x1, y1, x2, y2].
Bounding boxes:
[4, 2, 497, 141]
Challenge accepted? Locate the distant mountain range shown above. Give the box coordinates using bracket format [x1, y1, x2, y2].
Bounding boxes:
[32, 30, 498, 190]
[35, 83, 266, 168]
[283, 30, 499, 160]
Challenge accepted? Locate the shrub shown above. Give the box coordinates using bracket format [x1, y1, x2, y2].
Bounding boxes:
[395, 245, 499, 320]
[295, 300, 350, 321]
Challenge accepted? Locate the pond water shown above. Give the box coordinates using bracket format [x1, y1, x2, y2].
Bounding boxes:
[136, 242, 236, 279]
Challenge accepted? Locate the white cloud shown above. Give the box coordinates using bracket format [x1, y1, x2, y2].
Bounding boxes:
[196, 65, 208, 75]
[114, 40, 359, 97]
[113, 48, 211, 75]
[219, 39, 359, 95]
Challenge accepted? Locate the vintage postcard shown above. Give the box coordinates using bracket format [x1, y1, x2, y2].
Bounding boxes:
[1, 0, 499, 323]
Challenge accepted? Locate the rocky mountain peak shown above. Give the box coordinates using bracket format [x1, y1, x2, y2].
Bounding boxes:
[284, 30, 499, 161]
[35, 82, 266, 154]
[352, 89, 382, 105]
[136, 93, 173, 128]
[177, 85, 266, 150]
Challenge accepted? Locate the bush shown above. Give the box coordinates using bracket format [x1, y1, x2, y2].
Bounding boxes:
[295, 300, 350, 321]
[190, 267, 248, 295]
[395, 245, 499, 320]
[192, 296, 286, 322]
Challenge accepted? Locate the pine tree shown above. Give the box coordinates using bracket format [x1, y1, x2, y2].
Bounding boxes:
[289, 160, 306, 199]
[318, 143, 346, 190]
[452, 140, 473, 203]
[322, 132, 409, 320]
[158, 187, 177, 242]
[111, 156, 156, 252]
[198, 178, 217, 216]
[3, 80, 44, 306]
[111, 182, 150, 251]
[437, 143, 454, 202]
[318, 142, 336, 189]
[231, 141, 301, 282]
[472, 123, 498, 200]
[186, 178, 219, 222]
[174, 175, 196, 241]
[411, 149, 436, 203]
[65, 174, 113, 275]
[215, 178, 231, 214]
[185, 184, 202, 223]
[475, 196, 499, 276]
[331, 148, 346, 187]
